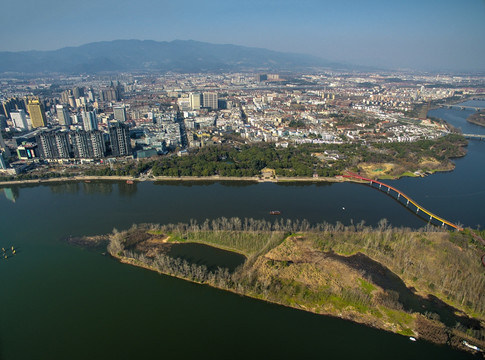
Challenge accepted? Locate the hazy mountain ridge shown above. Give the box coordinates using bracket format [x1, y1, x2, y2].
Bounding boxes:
[0, 39, 342, 73]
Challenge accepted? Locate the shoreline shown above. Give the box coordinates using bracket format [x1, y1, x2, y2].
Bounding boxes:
[0, 174, 348, 186]
[0, 168, 457, 187]
[109, 243, 484, 355]
[110, 251, 411, 341]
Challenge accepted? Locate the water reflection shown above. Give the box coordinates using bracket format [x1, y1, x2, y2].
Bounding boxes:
[1, 187, 19, 203]
[82, 181, 113, 195]
[276, 181, 333, 188]
[49, 182, 80, 194]
[118, 181, 137, 196]
[154, 180, 221, 187]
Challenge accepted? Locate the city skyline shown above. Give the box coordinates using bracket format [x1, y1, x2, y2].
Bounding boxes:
[0, 0, 484, 72]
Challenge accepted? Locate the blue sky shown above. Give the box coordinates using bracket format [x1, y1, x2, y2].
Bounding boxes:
[2, 0, 484, 71]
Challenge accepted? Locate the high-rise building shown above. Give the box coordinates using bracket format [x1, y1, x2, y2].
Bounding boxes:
[36, 131, 71, 159]
[10, 110, 29, 130]
[27, 99, 48, 128]
[0, 130, 10, 157]
[61, 90, 72, 104]
[2, 97, 26, 119]
[113, 105, 127, 122]
[82, 111, 98, 131]
[202, 92, 218, 110]
[89, 130, 106, 158]
[75, 97, 86, 108]
[56, 105, 71, 126]
[68, 95, 76, 108]
[100, 85, 122, 102]
[190, 93, 202, 110]
[72, 87, 84, 99]
[70, 130, 106, 159]
[108, 122, 131, 156]
[87, 88, 95, 102]
[69, 131, 90, 158]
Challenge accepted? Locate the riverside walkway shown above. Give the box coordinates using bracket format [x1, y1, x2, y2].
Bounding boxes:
[342, 172, 463, 231]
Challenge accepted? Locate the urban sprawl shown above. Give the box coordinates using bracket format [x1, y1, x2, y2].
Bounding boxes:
[0, 72, 483, 176]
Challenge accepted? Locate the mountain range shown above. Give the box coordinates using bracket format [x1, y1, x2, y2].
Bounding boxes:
[0, 39, 349, 74]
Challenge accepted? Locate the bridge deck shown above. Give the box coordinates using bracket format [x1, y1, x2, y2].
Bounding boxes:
[343, 172, 463, 231]
[463, 134, 485, 140]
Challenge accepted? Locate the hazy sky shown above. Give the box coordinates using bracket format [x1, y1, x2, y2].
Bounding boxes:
[1, 0, 484, 71]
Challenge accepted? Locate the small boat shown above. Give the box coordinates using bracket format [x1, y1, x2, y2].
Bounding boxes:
[409, 337, 417, 342]
[126, 180, 134, 184]
[463, 340, 481, 351]
[269, 210, 281, 215]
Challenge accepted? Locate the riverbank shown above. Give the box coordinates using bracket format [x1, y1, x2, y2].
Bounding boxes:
[96, 222, 485, 355]
[0, 174, 344, 186]
[0, 164, 462, 186]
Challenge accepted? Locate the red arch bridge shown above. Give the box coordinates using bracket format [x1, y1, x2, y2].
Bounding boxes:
[342, 172, 463, 231]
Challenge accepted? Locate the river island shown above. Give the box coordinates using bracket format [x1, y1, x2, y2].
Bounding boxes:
[71, 219, 485, 355]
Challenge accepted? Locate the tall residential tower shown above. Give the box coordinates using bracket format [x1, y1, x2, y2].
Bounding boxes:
[27, 99, 47, 128]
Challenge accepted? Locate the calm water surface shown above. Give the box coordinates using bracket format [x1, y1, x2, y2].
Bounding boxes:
[1, 103, 483, 359]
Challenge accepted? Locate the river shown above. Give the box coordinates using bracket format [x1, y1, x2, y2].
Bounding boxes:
[1, 103, 483, 359]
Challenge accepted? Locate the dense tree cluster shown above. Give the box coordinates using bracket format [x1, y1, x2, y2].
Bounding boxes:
[82, 134, 465, 179]
[360, 134, 466, 164]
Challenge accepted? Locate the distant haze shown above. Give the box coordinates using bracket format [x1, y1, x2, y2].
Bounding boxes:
[1, 0, 484, 72]
[0, 40, 345, 73]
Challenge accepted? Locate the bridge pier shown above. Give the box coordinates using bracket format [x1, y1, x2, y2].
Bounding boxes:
[397, 193, 400, 199]
[387, 187, 390, 194]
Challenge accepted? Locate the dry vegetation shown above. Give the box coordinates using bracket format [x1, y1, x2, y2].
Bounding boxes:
[105, 218, 485, 352]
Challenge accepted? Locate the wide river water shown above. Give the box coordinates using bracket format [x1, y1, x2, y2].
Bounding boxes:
[1, 102, 484, 359]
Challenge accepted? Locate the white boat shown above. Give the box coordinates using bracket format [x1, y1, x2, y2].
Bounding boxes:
[463, 340, 482, 351]
[409, 337, 416, 342]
